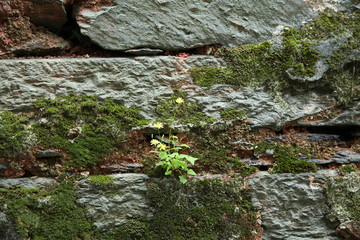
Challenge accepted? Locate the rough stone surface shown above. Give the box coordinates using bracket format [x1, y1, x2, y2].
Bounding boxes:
[0, 57, 342, 129]
[0, 177, 56, 189]
[74, 0, 319, 51]
[298, 101, 360, 127]
[76, 173, 151, 230]
[182, 85, 335, 129]
[247, 170, 342, 240]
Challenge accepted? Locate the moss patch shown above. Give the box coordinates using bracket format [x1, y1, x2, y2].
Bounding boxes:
[0, 111, 29, 158]
[255, 142, 317, 174]
[0, 180, 93, 239]
[146, 179, 257, 240]
[31, 95, 149, 168]
[88, 175, 115, 187]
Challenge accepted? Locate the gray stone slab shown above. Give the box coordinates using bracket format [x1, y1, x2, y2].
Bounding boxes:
[74, 0, 318, 51]
[247, 171, 342, 240]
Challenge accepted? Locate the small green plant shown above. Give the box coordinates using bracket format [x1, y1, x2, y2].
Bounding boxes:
[150, 97, 198, 184]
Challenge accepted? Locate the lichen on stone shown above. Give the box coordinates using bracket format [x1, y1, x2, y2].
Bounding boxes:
[327, 173, 360, 239]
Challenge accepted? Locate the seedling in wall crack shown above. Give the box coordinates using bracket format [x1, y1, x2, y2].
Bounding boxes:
[150, 98, 198, 183]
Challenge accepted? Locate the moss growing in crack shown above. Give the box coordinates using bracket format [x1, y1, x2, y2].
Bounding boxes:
[146, 179, 257, 240]
[0, 111, 29, 158]
[32, 95, 149, 168]
[191, 9, 360, 105]
[0, 180, 93, 239]
[156, 91, 214, 127]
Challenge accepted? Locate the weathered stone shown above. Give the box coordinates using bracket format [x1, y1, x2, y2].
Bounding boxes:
[0, 56, 221, 117]
[182, 85, 336, 129]
[73, 0, 322, 51]
[286, 34, 353, 82]
[76, 173, 151, 230]
[298, 101, 360, 128]
[35, 149, 62, 158]
[247, 171, 342, 240]
[0, 177, 56, 189]
[332, 152, 360, 164]
[0, 212, 21, 240]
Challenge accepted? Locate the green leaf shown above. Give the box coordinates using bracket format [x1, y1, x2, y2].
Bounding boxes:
[165, 169, 172, 175]
[187, 169, 196, 175]
[155, 161, 166, 167]
[184, 156, 198, 165]
[179, 175, 187, 184]
[158, 152, 168, 160]
[179, 144, 190, 148]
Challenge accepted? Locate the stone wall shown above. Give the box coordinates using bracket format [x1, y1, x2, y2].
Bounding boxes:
[1, 172, 359, 239]
[0, 0, 359, 239]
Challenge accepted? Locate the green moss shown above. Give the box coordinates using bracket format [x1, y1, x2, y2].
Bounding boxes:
[189, 124, 257, 176]
[156, 91, 214, 127]
[255, 142, 317, 174]
[191, 9, 360, 105]
[339, 164, 359, 175]
[88, 175, 115, 187]
[32, 95, 149, 168]
[0, 111, 29, 158]
[0, 180, 93, 239]
[146, 179, 257, 240]
[95, 219, 152, 240]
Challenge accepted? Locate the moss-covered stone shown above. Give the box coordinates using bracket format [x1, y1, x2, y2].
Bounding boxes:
[327, 173, 360, 238]
[191, 9, 360, 105]
[0, 111, 29, 158]
[32, 94, 149, 168]
[0, 180, 93, 239]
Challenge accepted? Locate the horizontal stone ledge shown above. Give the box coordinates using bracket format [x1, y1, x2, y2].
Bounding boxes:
[73, 0, 323, 51]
